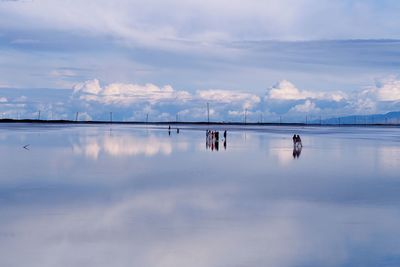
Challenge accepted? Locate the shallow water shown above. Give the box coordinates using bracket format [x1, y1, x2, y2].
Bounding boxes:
[1, 123, 400, 267]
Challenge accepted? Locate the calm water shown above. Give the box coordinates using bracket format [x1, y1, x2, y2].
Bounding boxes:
[1, 123, 400, 267]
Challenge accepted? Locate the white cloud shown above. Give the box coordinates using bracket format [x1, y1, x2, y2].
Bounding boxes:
[73, 79, 102, 95]
[267, 80, 346, 102]
[290, 100, 320, 113]
[197, 89, 260, 109]
[376, 77, 400, 102]
[73, 79, 192, 106]
[2, 0, 400, 49]
[50, 69, 78, 78]
[0, 97, 8, 103]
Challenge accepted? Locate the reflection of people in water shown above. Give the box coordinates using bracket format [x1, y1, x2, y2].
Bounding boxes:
[292, 134, 302, 158]
[293, 145, 302, 158]
[206, 130, 222, 151]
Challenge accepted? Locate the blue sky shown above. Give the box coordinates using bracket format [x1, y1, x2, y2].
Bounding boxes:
[1, 0, 400, 121]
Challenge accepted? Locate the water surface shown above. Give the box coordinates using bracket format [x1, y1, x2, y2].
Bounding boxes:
[0, 123, 400, 267]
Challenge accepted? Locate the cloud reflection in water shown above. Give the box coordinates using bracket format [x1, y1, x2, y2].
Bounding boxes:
[72, 132, 188, 159]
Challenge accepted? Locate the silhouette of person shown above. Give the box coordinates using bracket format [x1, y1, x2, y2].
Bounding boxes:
[177, 128, 180, 134]
[292, 134, 297, 145]
[223, 140, 226, 150]
[223, 130, 227, 140]
[296, 135, 302, 146]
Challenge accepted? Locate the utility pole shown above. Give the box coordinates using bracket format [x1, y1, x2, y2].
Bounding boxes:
[38, 110, 41, 120]
[306, 115, 308, 125]
[146, 113, 149, 124]
[280, 116, 282, 125]
[207, 102, 210, 123]
[244, 109, 247, 124]
[110, 112, 113, 123]
[176, 113, 178, 122]
[76, 112, 79, 122]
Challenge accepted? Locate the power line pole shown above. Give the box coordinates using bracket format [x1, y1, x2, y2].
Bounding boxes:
[38, 110, 41, 120]
[146, 113, 149, 124]
[76, 112, 79, 122]
[110, 112, 113, 123]
[207, 102, 210, 123]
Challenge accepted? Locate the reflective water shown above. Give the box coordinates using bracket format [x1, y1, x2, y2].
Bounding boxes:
[0, 123, 400, 267]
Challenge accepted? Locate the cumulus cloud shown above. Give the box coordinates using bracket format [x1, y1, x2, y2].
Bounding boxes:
[290, 100, 320, 113]
[70, 79, 262, 121]
[73, 79, 192, 106]
[197, 89, 260, 109]
[375, 77, 400, 102]
[2, 76, 400, 122]
[267, 80, 346, 102]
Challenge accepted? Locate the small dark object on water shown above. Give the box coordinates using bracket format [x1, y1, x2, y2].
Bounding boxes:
[177, 128, 180, 134]
[23, 144, 30, 150]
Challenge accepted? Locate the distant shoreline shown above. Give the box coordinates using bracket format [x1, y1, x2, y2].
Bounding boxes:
[0, 119, 399, 127]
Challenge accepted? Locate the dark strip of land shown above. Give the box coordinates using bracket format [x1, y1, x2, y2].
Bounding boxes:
[0, 118, 399, 127]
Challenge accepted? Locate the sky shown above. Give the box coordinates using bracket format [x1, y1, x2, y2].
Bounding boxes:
[1, 0, 400, 122]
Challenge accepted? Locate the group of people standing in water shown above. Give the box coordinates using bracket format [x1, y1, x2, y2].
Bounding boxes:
[206, 130, 227, 151]
[168, 125, 179, 136]
[167, 125, 302, 158]
[292, 134, 302, 146]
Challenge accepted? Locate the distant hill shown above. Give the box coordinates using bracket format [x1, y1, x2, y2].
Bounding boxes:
[319, 111, 400, 125]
